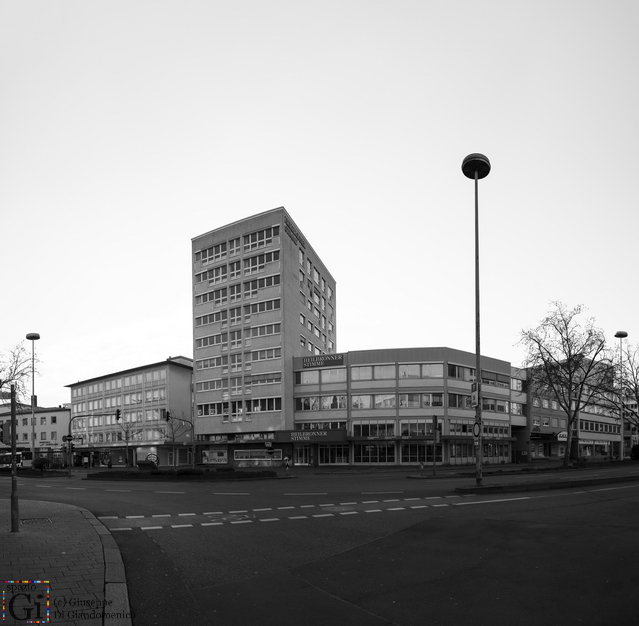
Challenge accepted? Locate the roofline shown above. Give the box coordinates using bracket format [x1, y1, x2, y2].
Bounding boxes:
[65, 356, 193, 388]
[191, 206, 336, 283]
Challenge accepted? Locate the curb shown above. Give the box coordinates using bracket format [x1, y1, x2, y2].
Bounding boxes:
[81, 509, 133, 626]
[454, 473, 639, 495]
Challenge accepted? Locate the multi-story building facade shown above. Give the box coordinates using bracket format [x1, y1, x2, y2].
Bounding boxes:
[66, 357, 193, 467]
[0, 404, 71, 467]
[192, 207, 336, 465]
[289, 347, 514, 467]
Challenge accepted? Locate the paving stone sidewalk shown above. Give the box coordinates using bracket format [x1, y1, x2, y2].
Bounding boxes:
[0, 499, 132, 626]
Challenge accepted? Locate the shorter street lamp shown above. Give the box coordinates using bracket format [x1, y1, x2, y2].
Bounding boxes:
[615, 330, 628, 460]
[26, 333, 40, 465]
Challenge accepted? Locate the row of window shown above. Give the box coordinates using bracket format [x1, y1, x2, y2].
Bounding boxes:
[196, 371, 282, 392]
[195, 274, 281, 306]
[195, 324, 281, 349]
[197, 397, 283, 417]
[196, 348, 281, 371]
[196, 299, 281, 328]
[579, 419, 620, 434]
[196, 226, 281, 266]
[295, 393, 509, 412]
[17, 416, 59, 426]
[71, 369, 167, 398]
[296, 364, 509, 387]
[195, 250, 281, 284]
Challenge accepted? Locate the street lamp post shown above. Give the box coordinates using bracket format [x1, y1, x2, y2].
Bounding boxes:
[26, 333, 40, 466]
[462, 154, 491, 488]
[615, 330, 628, 460]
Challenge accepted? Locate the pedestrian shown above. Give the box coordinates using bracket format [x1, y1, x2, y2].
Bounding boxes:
[83, 456, 88, 469]
[284, 456, 290, 471]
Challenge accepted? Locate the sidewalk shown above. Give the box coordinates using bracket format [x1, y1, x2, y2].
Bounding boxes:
[0, 499, 132, 626]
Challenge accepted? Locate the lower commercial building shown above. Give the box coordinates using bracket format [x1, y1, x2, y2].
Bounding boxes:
[65, 357, 193, 467]
[198, 347, 516, 467]
[0, 404, 71, 467]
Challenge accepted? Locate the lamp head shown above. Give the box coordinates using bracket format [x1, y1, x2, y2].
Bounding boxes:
[462, 153, 491, 179]
[615, 331, 628, 339]
[26, 333, 40, 341]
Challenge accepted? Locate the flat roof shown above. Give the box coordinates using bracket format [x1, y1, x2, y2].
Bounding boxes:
[66, 356, 193, 388]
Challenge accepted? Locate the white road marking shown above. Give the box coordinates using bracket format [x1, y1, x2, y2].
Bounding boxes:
[454, 497, 530, 506]
[141, 526, 163, 531]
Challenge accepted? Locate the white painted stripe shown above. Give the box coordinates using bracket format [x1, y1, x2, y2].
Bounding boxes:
[110, 528, 133, 531]
[203, 511, 223, 515]
[340, 511, 358, 516]
[141, 526, 163, 531]
[229, 510, 248, 513]
[152, 514, 171, 518]
[288, 516, 308, 520]
[65, 487, 85, 490]
[364, 509, 382, 513]
[319, 504, 334, 507]
[277, 506, 295, 510]
[253, 508, 272, 511]
[383, 499, 400, 502]
[36, 485, 52, 488]
[230, 520, 252, 525]
[98, 516, 119, 519]
[313, 513, 334, 518]
[340, 502, 357, 505]
[454, 497, 530, 506]
[155, 491, 184, 494]
[178, 513, 196, 516]
[410, 505, 428, 509]
[213, 492, 250, 495]
[362, 500, 379, 504]
[362, 491, 403, 494]
[201, 522, 223, 526]
[283, 492, 328, 495]
[126, 515, 144, 519]
[260, 518, 279, 522]
[171, 524, 193, 528]
[388, 507, 405, 511]
[300, 505, 315, 508]
[106, 489, 131, 492]
[432, 504, 449, 508]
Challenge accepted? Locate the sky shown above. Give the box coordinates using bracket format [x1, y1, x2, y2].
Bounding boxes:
[1, 0, 638, 407]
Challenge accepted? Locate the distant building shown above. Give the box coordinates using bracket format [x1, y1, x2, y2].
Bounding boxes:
[0, 404, 71, 466]
[65, 357, 193, 467]
[192, 207, 336, 465]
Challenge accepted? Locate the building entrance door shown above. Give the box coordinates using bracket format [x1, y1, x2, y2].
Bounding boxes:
[294, 445, 311, 465]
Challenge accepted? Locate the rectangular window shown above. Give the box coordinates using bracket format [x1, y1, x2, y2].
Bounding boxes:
[295, 370, 319, 385]
[243, 226, 280, 251]
[374, 394, 396, 408]
[320, 368, 347, 383]
[351, 395, 372, 409]
[351, 366, 372, 381]
[374, 365, 395, 379]
[399, 393, 421, 408]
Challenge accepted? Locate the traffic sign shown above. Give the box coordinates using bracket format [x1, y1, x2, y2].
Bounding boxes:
[473, 423, 481, 438]
[62, 435, 73, 442]
[267, 448, 276, 456]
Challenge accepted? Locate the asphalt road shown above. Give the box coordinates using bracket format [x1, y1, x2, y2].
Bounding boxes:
[3, 468, 639, 626]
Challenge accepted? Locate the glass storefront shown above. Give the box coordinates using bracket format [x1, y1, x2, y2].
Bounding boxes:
[353, 442, 395, 464]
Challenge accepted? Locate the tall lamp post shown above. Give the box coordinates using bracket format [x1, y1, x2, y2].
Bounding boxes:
[462, 154, 491, 487]
[615, 330, 628, 460]
[26, 333, 40, 465]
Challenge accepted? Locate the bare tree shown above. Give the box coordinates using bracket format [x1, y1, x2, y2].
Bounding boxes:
[520, 302, 613, 468]
[618, 343, 639, 454]
[162, 410, 195, 467]
[0, 344, 33, 402]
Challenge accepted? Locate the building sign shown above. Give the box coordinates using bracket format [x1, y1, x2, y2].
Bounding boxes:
[284, 216, 306, 248]
[277, 429, 347, 443]
[557, 431, 568, 442]
[234, 449, 282, 461]
[202, 450, 228, 464]
[302, 354, 344, 369]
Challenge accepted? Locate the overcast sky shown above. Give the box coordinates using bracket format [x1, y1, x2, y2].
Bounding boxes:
[2, 1, 638, 407]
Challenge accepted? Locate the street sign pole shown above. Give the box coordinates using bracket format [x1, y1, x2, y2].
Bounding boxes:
[10, 385, 19, 532]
